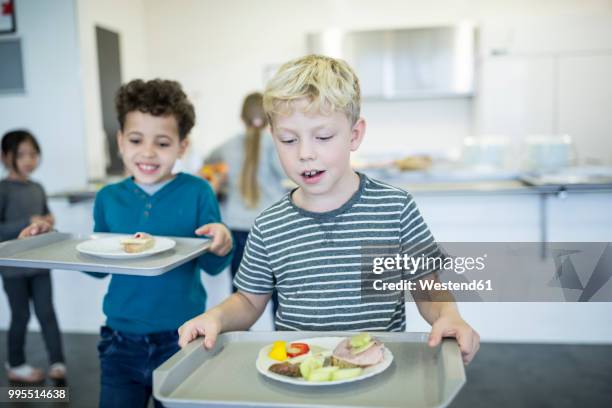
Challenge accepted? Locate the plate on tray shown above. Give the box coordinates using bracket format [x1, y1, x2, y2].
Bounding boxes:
[76, 236, 176, 259]
[256, 336, 393, 386]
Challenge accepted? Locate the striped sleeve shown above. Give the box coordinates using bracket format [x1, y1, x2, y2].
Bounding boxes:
[233, 220, 275, 294]
[399, 194, 447, 279]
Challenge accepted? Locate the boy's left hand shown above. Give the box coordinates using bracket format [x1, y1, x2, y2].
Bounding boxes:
[195, 223, 232, 256]
[428, 313, 480, 365]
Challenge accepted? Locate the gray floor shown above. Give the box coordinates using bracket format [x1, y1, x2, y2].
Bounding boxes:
[0, 331, 611, 407]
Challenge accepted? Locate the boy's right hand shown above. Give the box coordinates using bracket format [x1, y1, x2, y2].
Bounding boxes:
[30, 215, 54, 226]
[18, 221, 53, 239]
[178, 312, 221, 349]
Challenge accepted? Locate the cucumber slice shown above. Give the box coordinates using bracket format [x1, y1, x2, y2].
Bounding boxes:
[307, 366, 339, 382]
[299, 355, 324, 379]
[349, 333, 371, 348]
[308, 370, 332, 382]
[350, 340, 375, 355]
[331, 368, 363, 381]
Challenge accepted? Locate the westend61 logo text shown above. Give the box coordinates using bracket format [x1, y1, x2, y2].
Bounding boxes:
[371, 254, 487, 275]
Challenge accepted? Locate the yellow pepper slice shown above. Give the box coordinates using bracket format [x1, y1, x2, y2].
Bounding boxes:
[268, 341, 288, 361]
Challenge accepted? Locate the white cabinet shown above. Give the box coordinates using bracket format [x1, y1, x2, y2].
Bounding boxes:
[409, 190, 612, 343]
[476, 56, 556, 139]
[413, 193, 541, 242]
[547, 192, 612, 242]
[558, 55, 612, 165]
[476, 18, 612, 165]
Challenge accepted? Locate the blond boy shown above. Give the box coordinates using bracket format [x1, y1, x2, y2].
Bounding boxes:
[179, 55, 479, 364]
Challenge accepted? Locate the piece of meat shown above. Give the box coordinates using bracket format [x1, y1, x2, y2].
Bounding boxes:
[331, 338, 384, 368]
[268, 362, 302, 377]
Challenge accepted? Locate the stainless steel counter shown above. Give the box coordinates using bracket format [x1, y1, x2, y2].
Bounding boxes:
[48, 174, 612, 202]
[407, 180, 612, 195]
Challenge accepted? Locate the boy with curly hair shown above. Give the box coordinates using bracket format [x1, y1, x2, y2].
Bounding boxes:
[91, 79, 233, 407]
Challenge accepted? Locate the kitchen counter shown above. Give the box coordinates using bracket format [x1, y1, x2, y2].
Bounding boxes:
[48, 189, 97, 203]
[363, 167, 612, 196]
[405, 179, 537, 195]
[405, 180, 612, 196]
[48, 176, 123, 203]
[51, 170, 612, 201]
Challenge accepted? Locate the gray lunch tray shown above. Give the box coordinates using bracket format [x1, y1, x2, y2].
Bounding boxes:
[0, 232, 211, 276]
[154, 331, 466, 408]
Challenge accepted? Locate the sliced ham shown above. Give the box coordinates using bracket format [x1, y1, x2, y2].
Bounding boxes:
[331, 338, 384, 368]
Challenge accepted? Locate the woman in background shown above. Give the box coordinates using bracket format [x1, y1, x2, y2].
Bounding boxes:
[204, 92, 286, 313]
[0, 130, 66, 383]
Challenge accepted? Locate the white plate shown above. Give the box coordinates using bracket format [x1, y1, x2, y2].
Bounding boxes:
[76, 236, 176, 259]
[256, 336, 393, 386]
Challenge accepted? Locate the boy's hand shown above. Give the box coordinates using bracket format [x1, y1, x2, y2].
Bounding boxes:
[42, 214, 55, 226]
[195, 223, 232, 256]
[18, 221, 53, 239]
[178, 312, 221, 349]
[428, 313, 480, 365]
[30, 215, 53, 225]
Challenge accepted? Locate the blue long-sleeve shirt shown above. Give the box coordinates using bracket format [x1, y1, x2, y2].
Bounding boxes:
[90, 173, 232, 334]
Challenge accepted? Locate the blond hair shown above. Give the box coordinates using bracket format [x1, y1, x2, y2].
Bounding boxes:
[239, 92, 267, 208]
[263, 54, 361, 127]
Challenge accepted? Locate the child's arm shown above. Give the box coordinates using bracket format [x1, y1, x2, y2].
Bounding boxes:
[413, 273, 480, 365]
[0, 217, 34, 241]
[181, 217, 274, 349]
[0, 188, 32, 240]
[40, 186, 55, 226]
[178, 291, 270, 349]
[399, 196, 479, 364]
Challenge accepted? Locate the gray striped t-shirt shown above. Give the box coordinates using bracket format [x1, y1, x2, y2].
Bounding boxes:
[234, 172, 443, 332]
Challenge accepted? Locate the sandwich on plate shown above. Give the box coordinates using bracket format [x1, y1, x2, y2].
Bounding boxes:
[120, 232, 155, 253]
[331, 333, 385, 368]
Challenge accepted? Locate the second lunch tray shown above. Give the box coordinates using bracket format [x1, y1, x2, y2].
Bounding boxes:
[0, 232, 211, 276]
[154, 331, 466, 408]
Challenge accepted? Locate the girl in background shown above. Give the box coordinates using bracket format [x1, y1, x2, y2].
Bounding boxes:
[204, 92, 286, 313]
[0, 130, 66, 383]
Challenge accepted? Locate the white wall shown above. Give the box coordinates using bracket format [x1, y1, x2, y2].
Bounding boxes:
[0, 0, 148, 333]
[0, 0, 87, 194]
[76, 0, 148, 180]
[142, 0, 612, 165]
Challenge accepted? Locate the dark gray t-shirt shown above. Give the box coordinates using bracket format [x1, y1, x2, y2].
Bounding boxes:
[0, 178, 50, 277]
[234, 173, 446, 332]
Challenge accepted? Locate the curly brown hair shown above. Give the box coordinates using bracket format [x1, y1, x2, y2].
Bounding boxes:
[115, 79, 195, 140]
